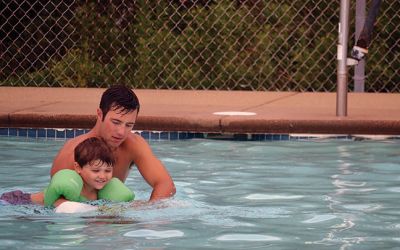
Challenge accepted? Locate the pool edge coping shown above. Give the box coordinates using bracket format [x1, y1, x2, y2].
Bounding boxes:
[1, 113, 400, 135]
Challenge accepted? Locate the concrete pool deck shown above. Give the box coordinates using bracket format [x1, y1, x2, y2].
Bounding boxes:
[1, 87, 400, 135]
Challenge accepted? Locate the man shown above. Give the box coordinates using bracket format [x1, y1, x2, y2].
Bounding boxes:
[33, 85, 175, 203]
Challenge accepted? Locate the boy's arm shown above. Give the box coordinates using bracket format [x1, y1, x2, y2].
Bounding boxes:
[30, 192, 44, 205]
[53, 197, 68, 207]
[30, 192, 68, 207]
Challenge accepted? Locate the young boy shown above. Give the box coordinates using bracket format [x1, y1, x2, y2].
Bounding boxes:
[1, 137, 134, 207]
[73, 136, 115, 201]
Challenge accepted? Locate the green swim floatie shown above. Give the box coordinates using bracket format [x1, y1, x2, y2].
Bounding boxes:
[44, 169, 85, 206]
[98, 178, 135, 202]
[44, 170, 134, 206]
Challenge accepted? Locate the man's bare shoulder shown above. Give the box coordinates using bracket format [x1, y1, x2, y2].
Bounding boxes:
[126, 132, 147, 145]
[62, 133, 91, 150]
[121, 132, 151, 156]
[51, 133, 93, 175]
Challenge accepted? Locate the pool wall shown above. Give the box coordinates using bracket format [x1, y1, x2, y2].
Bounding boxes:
[1, 87, 400, 135]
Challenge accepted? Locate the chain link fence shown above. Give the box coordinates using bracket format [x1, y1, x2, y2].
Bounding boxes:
[1, 0, 399, 91]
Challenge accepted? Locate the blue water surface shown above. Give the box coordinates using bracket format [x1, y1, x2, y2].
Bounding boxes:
[0, 137, 400, 249]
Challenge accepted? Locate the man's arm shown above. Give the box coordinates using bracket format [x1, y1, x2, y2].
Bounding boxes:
[131, 135, 176, 201]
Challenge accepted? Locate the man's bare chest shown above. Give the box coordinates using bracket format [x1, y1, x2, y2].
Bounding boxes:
[112, 153, 133, 182]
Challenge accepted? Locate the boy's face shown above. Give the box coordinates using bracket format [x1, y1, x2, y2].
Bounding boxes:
[97, 106, 137, 149]
[75, 160, 113, 190]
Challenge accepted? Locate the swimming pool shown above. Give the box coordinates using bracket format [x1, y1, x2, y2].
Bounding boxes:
[0, 137, 399, 249]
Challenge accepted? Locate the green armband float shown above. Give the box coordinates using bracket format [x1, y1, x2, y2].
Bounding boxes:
[44, 169, 83, 206]
[98, 178, 134, 202]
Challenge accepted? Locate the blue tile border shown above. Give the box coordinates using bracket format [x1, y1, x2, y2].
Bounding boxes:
[0, 127, 399, 141]
[46, 129, 55, 139]
[38, 128, 46, 137]
[18, 128, 28, 137]
[9, 128, 17, 136]
[0, 128, 8, 136]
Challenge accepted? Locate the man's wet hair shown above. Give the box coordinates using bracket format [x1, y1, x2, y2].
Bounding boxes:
[99, 84, 140, 121]
[74, 137, 115, 168]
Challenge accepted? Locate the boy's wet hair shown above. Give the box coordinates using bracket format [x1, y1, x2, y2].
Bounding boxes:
[99, 84, 140, 121]
[74, 137, 115, 168]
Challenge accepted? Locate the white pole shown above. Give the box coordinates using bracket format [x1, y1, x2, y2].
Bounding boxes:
[337, 0, 351, 117]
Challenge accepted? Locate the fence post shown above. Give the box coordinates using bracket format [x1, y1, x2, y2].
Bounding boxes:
[337, 0, 351, 117]
[354, 0, 366, 92]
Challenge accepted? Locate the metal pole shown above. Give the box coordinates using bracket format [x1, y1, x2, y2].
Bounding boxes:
[354, 0, 366, 92]
[337, 0, 351, 117]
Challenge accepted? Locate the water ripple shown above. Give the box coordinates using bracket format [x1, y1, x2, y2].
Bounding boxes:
[216, 234, 281, 242]
[302, 214, 337, 224]
[245, 193, 303, 200]
[342, 204, 383, 212]
[124, 229, 184, 239]
[162, 158, 190, 164]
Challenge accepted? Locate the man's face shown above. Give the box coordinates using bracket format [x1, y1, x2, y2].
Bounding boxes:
[98, 107, 138, 148]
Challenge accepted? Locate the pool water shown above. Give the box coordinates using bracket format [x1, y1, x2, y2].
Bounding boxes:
[0, 137, 400, 249]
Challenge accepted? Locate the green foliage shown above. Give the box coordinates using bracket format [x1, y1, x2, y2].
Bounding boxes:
[1, 0, 398, 92]
[49, 47, 102, 87]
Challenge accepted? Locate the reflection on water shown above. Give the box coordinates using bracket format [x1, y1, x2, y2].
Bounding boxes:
[1, 138, 400, 249]
[82, 215, 138, 225]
